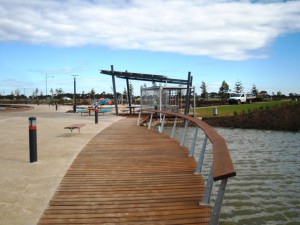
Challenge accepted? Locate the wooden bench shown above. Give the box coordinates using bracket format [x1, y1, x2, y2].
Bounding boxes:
[64, 124, 86, 133]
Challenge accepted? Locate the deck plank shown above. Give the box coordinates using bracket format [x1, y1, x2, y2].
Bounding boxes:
[38, 118, 210, 224]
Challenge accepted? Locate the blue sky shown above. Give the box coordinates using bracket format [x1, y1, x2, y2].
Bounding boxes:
[0, 0, 300, 97]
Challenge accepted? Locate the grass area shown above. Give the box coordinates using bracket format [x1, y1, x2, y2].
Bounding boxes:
[195, 100, 298, 118]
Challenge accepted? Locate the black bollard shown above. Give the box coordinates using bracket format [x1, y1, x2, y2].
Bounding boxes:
[29, 117, 37, 163]
[95, 107, 99, 124]
[55, 103, 58, 111]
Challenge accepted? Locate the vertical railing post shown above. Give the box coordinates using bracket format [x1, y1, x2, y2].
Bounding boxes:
[195, 135, 208, 174]
[210, 178, 228, 225]
[201, 162, 214, 205]
[189, 126, 198, 157]
[160, 114, 166, 133]
[171, 116, 177, 138]
[180, 119, 188, 146]
[148, 113, 153, 129]
[137, 110, 142, 126]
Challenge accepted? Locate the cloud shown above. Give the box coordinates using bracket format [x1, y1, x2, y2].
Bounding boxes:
[0, 78, 36, 91]
[0, 0, 300, 60]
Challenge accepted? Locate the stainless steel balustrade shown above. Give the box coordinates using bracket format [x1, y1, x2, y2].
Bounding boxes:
[137, 109, 236, 225]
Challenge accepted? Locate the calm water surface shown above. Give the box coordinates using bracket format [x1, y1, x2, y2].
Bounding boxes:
[163, 127, 300, 225]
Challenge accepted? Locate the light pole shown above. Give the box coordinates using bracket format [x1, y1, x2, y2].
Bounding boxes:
[46, 74, 54, 102]
[71, 75, 79, 113]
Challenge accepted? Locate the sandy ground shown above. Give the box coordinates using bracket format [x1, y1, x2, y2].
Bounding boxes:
[0, 104, 123, 225]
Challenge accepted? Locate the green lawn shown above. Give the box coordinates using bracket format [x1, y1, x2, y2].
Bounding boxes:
[195, 100, 298, 118]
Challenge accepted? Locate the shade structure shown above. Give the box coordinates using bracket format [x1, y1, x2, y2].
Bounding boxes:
[100, 66, 192, 115]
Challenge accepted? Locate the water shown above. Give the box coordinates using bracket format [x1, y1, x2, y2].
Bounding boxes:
[162, 126, 300, 225]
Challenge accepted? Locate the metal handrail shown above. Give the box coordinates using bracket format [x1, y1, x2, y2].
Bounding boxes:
[138, 109, 236, 225]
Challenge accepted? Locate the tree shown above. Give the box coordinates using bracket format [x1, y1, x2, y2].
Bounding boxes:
[123, 88, 127, 104]
[251, 84, 258, 95]
[289, 93, 299, 100]
[129, 82, 134, 97]
[55, 88, 64, 99]
[260, 90, 268, 96]
[90, 88, 95, 100]
[200, 81, 208, 99]
[234, 80, 244, 93]
[14, 89, 20, 99]
[35, 88, 39, 98]
[50, 88, 54, 97]
[101, 91, 106, 97]
[82, 91, 87, 102]
[31, 90, 36, 98]
[219, 80, 230, 101]
[209, 92, 218, 98]
[7, 91, 14, 100]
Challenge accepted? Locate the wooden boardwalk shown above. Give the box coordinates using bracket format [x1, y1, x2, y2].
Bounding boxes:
[38, 118, 211, 224]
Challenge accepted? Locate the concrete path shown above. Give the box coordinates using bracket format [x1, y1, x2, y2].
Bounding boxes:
[0, 105, 122, 225]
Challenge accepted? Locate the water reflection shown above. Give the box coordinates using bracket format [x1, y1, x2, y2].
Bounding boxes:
[162, 126, 300, 224]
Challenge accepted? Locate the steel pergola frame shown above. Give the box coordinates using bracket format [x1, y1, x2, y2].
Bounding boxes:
[100, 65, 192, 116]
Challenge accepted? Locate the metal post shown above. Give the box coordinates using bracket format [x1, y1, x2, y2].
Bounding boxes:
[171, 116, 177, 138]
[189, 126, 198, 157]
[71, 75, 79, 113]
[55, 103, 58, 111]
[159, 87, 162, 122]
[95, 107, 98, 124]
[180, 119, 188, 146]
[160, 114, 166, 133]
[46, 74, 48, 103]
[137, 110, 142, 126]
[126, 78, 132, 114]
[193, 87, 196, 117]
[148, 113, 153, 129]
[195, 135, 208, 174]
[210, 178, 228, 225]
[190, 75, 193, 114]
[201, 162, 214, 205]
[111, 65, 118, 116]
[73, 76, 77, 113]
[184, 72, 192, 115]
[29, 117, 37, 163]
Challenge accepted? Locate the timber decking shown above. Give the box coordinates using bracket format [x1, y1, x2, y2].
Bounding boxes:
[38, 118, 211, 224]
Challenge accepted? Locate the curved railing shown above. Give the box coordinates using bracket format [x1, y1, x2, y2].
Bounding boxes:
[137, 109, 236, 225]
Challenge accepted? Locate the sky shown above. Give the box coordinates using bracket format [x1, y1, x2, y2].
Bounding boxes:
[0, 0, 300, 97]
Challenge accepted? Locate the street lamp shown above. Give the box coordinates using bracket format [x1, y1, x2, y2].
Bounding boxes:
[46, 74, 54, 102]
[71, 75, 79, 113]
